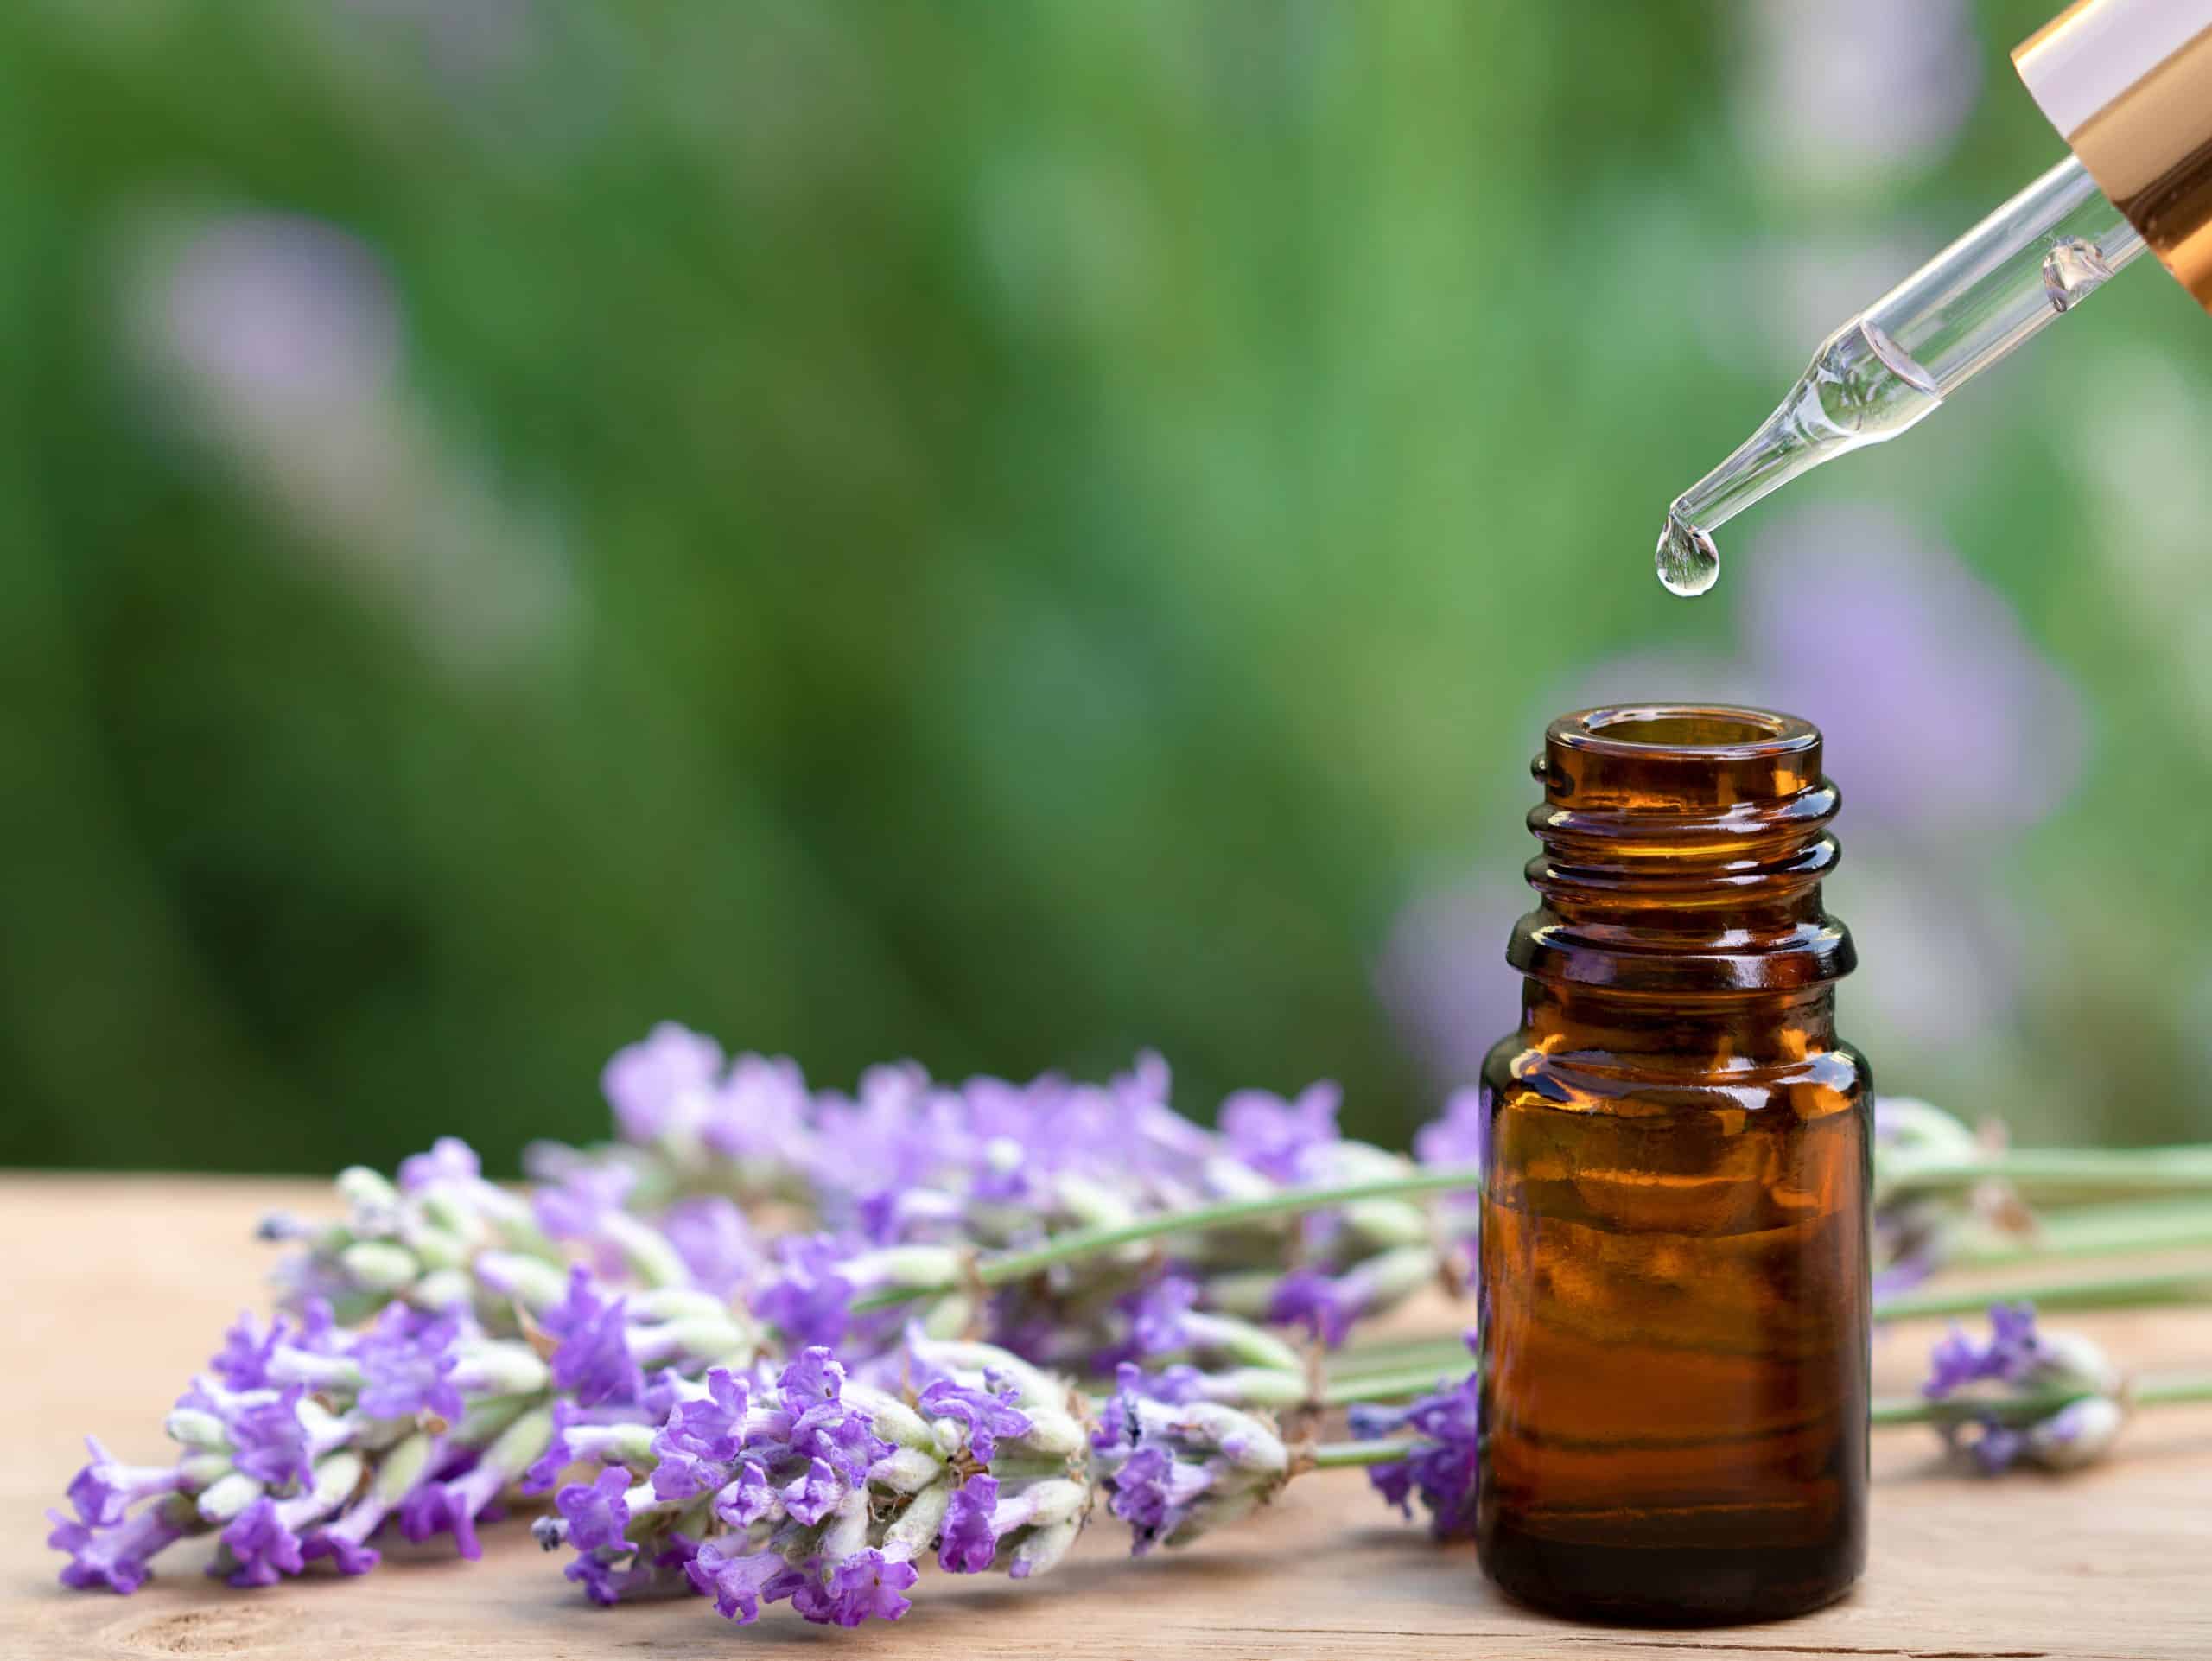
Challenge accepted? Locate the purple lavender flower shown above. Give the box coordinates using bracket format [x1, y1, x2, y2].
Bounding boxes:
[401, 1447, 529, 1562]
[1414, 1086, 1487, 1174]
[225, 1385, 314, 1488]
[45, 1501, 188, 1594]
[809, 1062, 951, 1200]
[1106, 1446, 1212, 1552]
[915, 1376, 1031, 1463]
[1924, 1302, 2044, 1397]
[653, 1367, 748, 1462]
[533, 1163, 638, 1246]
[779, 1457, 842, 1526]
[713, 1461, 775, 1526]
[211, 1312, 286, 1391]
[555, 1467, 637, 1556]
[1349, 1366, 1482, 1540]
[397, 1136, 481, 1193]
[751, 1235, 856, 1352]
[1092, 1365, 1291, 1556]
[355, 1308, 464, 1422]
[543, 1267, 642, 1409]
[1111, 1363, 1210, 1405]
[1104, 1274, 1197, 1365]
[218, 1497, 304, 1588]
[760, 1351, 893, 1484]
[686, 1538, 804, 1623]
[556, 1524, 704, 1607]
[63, 1438, 185, 1528]
[601, 1021, 724, 1144]
[938, 1474, 1002, 1573]
[1268, 1248, 1436, 1351]
[522, 1402, 590, 1496]
[299, 1527, 382, 1576]
[1267, 1268, 1359, 1348]
[801, 1550, 918, 1627]
[1219, 1080, 1342, 1184]
[701, 1052, 813, 1165]
[657, 1195, 758, 1297]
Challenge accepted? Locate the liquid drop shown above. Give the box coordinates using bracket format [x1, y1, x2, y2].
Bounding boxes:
[1656, 512, 1719, 598]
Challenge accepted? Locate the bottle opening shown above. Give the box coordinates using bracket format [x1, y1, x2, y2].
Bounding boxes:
[1570, 704, 1815, 757]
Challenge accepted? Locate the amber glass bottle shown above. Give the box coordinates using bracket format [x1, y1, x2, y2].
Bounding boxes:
[1475, 705, 1870, 1625]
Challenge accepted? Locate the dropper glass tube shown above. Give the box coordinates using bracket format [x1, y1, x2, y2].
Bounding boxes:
[1658, 153, 2148, 596]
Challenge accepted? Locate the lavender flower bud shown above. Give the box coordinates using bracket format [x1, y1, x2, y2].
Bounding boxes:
[451, 1343, 551, 1399]
[1051, 1173, 1138, 1232]
[410, 1269, 474, 1311]
[367, 1430, 440, 1505]
[164, 1408, 228, 1450]
[1180, 1367, 1310, 1410]
[176, 1453, 233, 1490]
[878, 1478, 952, 1562]
[405, 1223, 471, 1273]
[194, 1472, 264, 1524]
[841, 1384, 932, 1449]
[474, 1251, 569, 1311]
[597, 1211, 692, 1290]
[868, 1448, 944, 1492]
[817, 1491, 872, 1562]
[2024, 1396, 2126, 1469]
[336, 1167, 401, 1232]
[845, 1244, 967, 1293]
[339, 1243, 418, 1292]
[1008, 1517, 1080, 1579]
[905, 1337, 1063, 1409]
[1007, 1476, 1088, 1529]
[1185, 1314, 1303, 1375]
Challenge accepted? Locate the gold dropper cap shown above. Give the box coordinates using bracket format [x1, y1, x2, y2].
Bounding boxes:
[2016, 0, 2212, 310]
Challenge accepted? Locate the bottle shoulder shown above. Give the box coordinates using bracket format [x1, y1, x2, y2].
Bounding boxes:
[1479, 1027, 1870, 1120]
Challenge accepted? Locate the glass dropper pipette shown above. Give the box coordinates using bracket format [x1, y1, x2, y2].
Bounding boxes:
[1656, 150, 2147, 596]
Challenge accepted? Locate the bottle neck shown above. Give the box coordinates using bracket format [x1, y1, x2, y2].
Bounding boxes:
[1507, 705, 1856, 997]
[1520, 980, 1840, 1063]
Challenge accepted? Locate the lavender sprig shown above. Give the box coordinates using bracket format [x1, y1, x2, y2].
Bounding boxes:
[1917, 1302, 2127, 1473]
[1344, 1333, 1482, 1539]
[549, 1028, 1446, 1367]
[48, 1300, 557, 1593]
[521, 1330, 1307, 1628]
[50, 1172, 763, 1598]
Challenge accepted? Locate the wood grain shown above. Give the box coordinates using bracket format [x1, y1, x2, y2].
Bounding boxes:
[4, 1173, 2209, 1659]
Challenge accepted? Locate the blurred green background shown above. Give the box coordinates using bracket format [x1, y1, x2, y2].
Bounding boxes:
[4, 0, 2208, 1176]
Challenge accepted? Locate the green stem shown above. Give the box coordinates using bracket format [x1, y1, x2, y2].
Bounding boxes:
[2133, 1377, 2212, 1410]
[1311, 1382, 2212, 1449]
[1870, 1375, 2212, 1426]
[847, 1166, 1481, 1314]
[1305, 1438, 1410, 1470]
[1951, 1201, 2212, 1270]
[1872, 1267, 2212, 1321]
[1880, 1147, 2212, 1200]
[840, 1149, 2212, 1321]
[1318, 1365, 1465, 1407]
[1327, 1265, 2212, 1387]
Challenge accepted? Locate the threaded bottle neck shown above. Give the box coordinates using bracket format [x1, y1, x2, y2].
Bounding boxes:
[1507, 705, 1855, 995]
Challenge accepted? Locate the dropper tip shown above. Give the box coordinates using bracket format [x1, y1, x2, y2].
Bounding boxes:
[1655, 512, 1720, 599]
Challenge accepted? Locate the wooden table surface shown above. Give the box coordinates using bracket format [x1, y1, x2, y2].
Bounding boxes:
[6, 1173, 2209, 1660]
